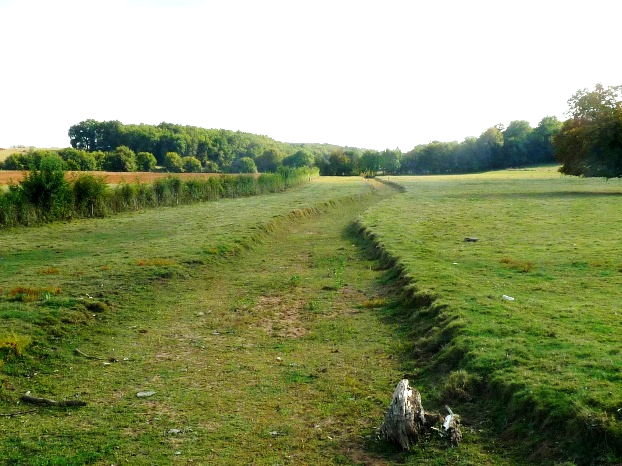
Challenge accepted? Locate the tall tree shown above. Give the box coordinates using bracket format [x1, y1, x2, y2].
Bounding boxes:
[529, 116, 562, 164]
[556, 84, 622, 178]
[566, 83, 622, 120]
[503, 120, 533, 167]
[359, 150, 381, 175]
[379, 149, 401, 175]
[475, 127, 504, 170]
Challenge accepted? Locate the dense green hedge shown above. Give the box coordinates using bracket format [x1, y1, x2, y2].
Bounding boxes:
[0, 158, 318, 228]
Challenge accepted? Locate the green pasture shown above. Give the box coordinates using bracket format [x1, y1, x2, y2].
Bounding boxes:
[0, 177, 374, 342]
[2, 168, 622, 464]
[361, 167, 622, 458]
[0, 177, 420, 465]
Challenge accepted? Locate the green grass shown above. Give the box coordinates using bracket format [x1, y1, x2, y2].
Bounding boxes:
[0, 177, 373, 347]
[3, 169, 621, 464]
[0, 177, 416, 465]
[359, 167, 622, 460]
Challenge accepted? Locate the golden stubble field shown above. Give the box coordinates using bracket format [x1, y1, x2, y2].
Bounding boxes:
[0, 170, 248, 186]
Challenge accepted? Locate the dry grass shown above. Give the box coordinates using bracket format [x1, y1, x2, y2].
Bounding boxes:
[0, 169, 256, 186]
[0, 333, 31, 356]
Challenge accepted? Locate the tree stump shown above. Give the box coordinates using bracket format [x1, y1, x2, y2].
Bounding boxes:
[381, 381, 463, 449]
[380, 379, 426, 450]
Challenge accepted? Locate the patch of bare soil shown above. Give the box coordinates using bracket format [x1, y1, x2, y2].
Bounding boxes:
[254, 295, 308, 338]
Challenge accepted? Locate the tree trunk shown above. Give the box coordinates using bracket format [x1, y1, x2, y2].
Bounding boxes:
[380, 379, 426, 450]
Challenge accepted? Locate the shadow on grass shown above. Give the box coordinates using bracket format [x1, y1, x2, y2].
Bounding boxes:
[443, 190, 622, 200]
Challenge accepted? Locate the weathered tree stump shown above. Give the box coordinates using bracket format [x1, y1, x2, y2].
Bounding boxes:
[381, 380, 463, 449]
[380, 379, 426, 450]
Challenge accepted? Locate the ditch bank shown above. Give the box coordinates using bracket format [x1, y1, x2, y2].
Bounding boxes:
[350, 218, 622, 465]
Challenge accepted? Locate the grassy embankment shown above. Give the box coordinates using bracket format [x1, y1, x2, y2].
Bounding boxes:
[357, 167, 622, 462]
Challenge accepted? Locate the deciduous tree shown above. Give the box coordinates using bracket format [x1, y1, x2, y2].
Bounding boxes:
[556, 84, 622, 178]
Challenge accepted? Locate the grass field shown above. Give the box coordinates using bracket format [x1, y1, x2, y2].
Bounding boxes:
[2, 169, 621, 464]
[0, 177, 423, 465]
[359, 167, 622, 460]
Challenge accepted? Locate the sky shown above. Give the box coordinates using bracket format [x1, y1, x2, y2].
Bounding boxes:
[1, 0, 620, 151]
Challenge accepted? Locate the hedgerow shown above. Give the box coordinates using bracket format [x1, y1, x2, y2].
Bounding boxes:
[0, 155, 318, 228]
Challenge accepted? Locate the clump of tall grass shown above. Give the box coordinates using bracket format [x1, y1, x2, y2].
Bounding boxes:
[500, 256, 534, 273]
[0, 332, 31, 357]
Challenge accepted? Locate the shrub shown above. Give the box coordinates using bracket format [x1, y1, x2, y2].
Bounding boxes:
[203, 160, 220, 173]
[1, 153, 28, 170]
[163, 152, 184, 173]
[136, 152, 157, 172]
[154, 176, 183, 205]
[72, 173, 108, 217]
[19, 154, 73, 220]
[232, 157, 258, 174]
[182, 156, 202, 173]
[58, 147, 98, 171]
[103, 146, 137, 172]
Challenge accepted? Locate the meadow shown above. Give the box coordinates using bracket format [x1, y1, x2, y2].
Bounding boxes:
[361, 167, 622, 460]
[0, 177, 428, 465]
[1, 168, 621, 464]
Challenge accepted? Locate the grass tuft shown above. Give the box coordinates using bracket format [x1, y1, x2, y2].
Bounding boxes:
[500, 257, 535, 272]
[0, 332, 31, 357]
[360, 298, 387, 308]
[441, 369, 479, 401]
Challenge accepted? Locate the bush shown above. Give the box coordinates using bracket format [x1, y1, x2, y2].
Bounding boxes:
[163, 152, 184, 173]
[1, 153, 28, 170]
[136, 152, 157, 172]
[71, 173, 108, 217]
[203, 160, 220, 173]
[102, 146, 137, 172]
[58, 148, 98, 171]
[232, 157, 258, 173]
[182, 156, 202, 173]
[19, 154, 73, 220]
[0, 166, 318, 227]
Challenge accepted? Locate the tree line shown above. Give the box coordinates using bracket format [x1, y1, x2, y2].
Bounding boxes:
[314, 84, 620, 178]
[2, 84, 619, 178]
[312, 116, 561, 177]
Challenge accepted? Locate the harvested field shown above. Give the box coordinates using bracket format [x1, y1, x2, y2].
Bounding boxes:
[0, 170, 257, 186]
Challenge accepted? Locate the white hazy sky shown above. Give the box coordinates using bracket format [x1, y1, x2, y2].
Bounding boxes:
[1, 0, 619, 151]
